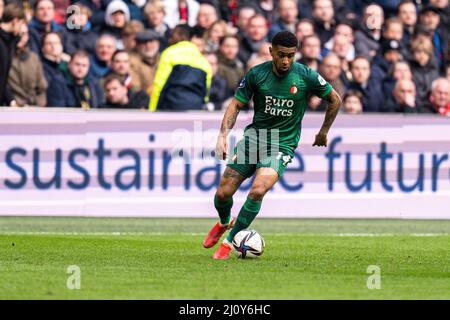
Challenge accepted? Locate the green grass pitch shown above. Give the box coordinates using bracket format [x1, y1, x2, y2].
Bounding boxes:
[0, 217, 449, 299]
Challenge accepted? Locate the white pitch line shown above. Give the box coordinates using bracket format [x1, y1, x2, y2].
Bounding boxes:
[0, 232, 448, 237]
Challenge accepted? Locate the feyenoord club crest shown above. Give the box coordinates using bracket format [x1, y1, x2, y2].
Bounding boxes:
[290, 84, 298, 95]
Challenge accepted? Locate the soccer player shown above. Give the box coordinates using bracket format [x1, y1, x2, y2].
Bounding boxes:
[203, 31, 341, 260]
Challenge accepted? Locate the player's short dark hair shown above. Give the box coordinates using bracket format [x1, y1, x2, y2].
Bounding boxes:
[272, 31, 298, 48]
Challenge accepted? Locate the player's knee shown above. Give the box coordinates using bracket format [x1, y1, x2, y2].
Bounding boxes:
[215, 189, 232, 203]
[249, 185, 267, 201]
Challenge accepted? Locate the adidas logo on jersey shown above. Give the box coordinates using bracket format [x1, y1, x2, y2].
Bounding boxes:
[264, 96, 294, 117]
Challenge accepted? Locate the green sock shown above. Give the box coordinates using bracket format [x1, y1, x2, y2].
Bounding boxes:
[214, 195, 233, 225]
[226, 197, 262, 243]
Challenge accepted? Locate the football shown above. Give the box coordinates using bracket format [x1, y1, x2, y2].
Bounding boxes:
[232, 229, 265, 258]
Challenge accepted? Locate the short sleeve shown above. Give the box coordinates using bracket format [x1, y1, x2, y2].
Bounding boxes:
[305, 68, 333, 99]
[234, 68, 255, 104]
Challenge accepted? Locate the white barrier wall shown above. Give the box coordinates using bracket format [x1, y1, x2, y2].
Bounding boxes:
[0, 108, 449, 219]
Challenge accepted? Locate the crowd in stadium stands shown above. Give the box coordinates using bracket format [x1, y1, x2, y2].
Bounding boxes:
[0, 0, 450, 115]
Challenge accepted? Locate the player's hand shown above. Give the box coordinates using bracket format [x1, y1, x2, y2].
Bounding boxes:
[215, 134, 228, 160]
[313, 131, 328, 147]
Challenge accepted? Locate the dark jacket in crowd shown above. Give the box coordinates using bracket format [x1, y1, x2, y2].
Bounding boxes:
[268, 19, 295, 41]
[371, 54, 393, 86]
[313, 18, 336, 46]
[89, 55, 111, 79]
[100, 90, 149, 109]
[354, 24, 380, 59]
[0, 29, 17, 106]
[209, 74, 231, 110]
[238, 35, 268, 67]
[28, 16, 65, 55]
[347, 78, 384, 112]
[64, 21, 99, 56]
[42, 57, 69, 83]
[383, 94, 419, 113]
[409, 58, 440, 107]
[47, 72, 103, 108]
[217, 52, 245, 92]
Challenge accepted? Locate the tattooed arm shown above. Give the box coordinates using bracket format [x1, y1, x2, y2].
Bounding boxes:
[313, 88, 341, 147]
[216, 98, 246, 160]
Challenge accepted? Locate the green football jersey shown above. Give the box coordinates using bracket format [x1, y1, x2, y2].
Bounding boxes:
[234, 61, 332, 156]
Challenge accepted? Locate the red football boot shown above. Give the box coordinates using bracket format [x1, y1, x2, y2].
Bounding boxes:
[212, 241, 233, 260]
[202, 218, 235, 249]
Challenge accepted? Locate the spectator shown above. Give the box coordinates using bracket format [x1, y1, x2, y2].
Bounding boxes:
[355, 3, 384, 59]
[238, 14, 269, 66]
[204, 52, 231, 111]
[309, 53, 345, 112]
[123, 0, 146, 22]
[163, 0, 200, 29]
[382, 17, 404, 42]
[429, 0, 450, 39]
[8, 23, 48, 107]
[136, 30, 161, 74]
[190, 27, 206, 53]
[47, 49, 103, 108]
[321, 22, 355, 63]
[397, 0, 417, 45]
[0, 3, 26, 106]
[257, 0, 276, 24]
[121, 20, 145, 51]
[204, 20, 229, 54]
[28, 0, 64, 54]
[423, 77, 450, 115]
[298, 35, 321, 71]
[41, 32, 70, 83]
[347, 55, 383, 112]
[409, 36, 440, 107]
[149, 24, 212, 111]
[195, 2, 219, 33]
[246, 55, 267, 70]
[384, 78, 418, 112]
[74, 0, 111, 32]
[217, 34, 245, 91]
[312, 0, 336, 45]
[371, 39, 403, 87]
[418, 4, 447, 69]
[103, 0, 130, 49]
[446, 64, 450, 81]
[382, 60, 413, 106]
[109, 49, 152, 93]
[319, 53, 345, 97]
[342, 90, 363, 114]
[235, 5, 257, 37]
[64, 2, 98, 55]
[295, 18, 315, 44]
[268, 0, 298, 40]
[90, 34, 117, 79]
[0, 0, 4, 20]
[100, 73, 149, 109]
[254, 42, 272, 61]
[143, 0, 170, 51]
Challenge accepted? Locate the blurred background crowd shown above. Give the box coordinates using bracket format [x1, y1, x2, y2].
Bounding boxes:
[0, 0, 449, 115]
